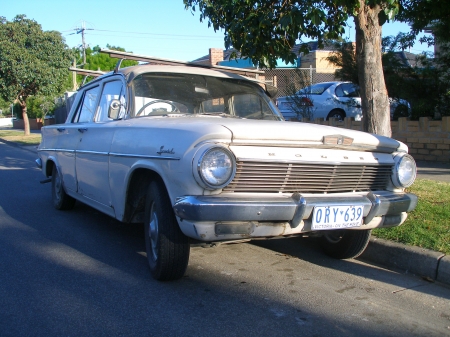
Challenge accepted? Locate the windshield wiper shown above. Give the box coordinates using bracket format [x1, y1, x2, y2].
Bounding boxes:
[196, 112, 241, 118]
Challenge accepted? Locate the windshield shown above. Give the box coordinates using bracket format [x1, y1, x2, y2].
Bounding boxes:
[130, 73, 282, 120]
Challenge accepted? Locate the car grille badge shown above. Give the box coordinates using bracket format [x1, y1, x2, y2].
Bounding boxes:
[323, 135, 353, 146]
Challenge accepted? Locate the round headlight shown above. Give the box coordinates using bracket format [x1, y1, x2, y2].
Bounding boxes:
[198, 147, 235, 189]
[393, 154, 416, 188]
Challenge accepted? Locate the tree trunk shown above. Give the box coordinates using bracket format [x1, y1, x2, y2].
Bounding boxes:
[354, 2, 391, 137]
[18, 100, 31, 136]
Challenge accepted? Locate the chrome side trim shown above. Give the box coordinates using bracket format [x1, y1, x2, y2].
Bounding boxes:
[37, 148, 179, 160]
[37, 148, 75, 153]
[109, 152, 180, 160]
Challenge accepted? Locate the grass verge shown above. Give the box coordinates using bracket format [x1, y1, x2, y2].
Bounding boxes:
[0, 130, 41, 146]
[374, 179, 450, 255]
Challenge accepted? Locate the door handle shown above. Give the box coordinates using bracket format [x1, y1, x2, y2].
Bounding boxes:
[78, 128, 88, 133]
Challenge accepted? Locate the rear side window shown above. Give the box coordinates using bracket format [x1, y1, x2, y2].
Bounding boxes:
[335, 83, 360, 98]
[299, 82, 333, 95]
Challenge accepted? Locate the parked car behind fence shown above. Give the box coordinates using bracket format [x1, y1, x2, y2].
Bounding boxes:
[276, 81, 411, 121]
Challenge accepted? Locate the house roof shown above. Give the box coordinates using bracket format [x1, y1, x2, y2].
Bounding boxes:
[391, 51, 424, 68]
[191, 41, 338, 64]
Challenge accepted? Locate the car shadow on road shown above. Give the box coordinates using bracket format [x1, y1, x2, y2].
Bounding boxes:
[251, 237, 450, 300]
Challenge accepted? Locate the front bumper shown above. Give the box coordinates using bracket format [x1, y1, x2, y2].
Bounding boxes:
[173, 191, 418, 241]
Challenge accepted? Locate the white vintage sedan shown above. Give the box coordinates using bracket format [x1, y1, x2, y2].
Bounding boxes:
[37, 57, 418, 281]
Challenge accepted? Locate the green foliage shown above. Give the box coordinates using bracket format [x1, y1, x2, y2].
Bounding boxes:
[0, 15, 72, 103]
[374, 179, 450, 254]
[72, 44, 138, 86]
[399, 0, 450, 45]
[13, 96, 56, 119]
[185, 0, 356, 68]
[184, 0, 401, 69]
[0, 97, 10, 116]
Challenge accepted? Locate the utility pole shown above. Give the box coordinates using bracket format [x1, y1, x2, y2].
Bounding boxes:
[73, 21, 93, 66]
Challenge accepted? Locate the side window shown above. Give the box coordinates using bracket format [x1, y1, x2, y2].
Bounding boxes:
[73, 86, 100, 123]
[96, 80, 125, 122]
[335, 83, 360, 98]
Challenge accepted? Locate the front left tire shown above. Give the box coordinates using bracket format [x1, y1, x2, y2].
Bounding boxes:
[144, 179, 190, 281]
[319, 229, 371, 259]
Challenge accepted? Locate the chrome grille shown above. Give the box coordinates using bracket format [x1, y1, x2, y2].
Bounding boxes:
[223, 161, 393, 193]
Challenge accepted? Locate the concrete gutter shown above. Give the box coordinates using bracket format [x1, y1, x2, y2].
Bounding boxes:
[1, 131, 449, 286]
[360, 238, 449, 285]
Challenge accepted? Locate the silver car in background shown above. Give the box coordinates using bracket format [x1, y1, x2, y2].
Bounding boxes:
[276, 81, 410, 121]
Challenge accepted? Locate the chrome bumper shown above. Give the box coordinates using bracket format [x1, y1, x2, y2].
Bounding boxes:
[173, 192, 418, 242]
[173, 192, 417, 233]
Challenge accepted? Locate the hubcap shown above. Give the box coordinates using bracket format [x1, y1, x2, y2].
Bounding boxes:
[148, 208, 159, 260]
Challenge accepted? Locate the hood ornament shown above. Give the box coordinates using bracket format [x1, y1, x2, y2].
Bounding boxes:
[323, 135, 353, 146]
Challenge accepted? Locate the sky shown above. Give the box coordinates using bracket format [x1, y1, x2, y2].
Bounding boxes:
[3, 0, 433, 63]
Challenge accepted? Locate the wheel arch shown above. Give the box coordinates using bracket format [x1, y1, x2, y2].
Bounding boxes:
[123, 168, 166, 224]
[44, 157, 57, 177]
[326, 108, 346, 121]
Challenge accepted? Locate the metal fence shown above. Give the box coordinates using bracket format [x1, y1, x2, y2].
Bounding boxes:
[264, 67, 336, 98]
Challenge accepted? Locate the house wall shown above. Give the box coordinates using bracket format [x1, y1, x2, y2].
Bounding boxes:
[299, 116, 450, 162]
[300, 50, 336, 73]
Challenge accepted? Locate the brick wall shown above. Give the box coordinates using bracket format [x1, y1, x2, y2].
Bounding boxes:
[300, 116, 450, 162]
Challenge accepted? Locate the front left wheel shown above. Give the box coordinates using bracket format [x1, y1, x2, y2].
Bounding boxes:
[144, 180, 190, 281]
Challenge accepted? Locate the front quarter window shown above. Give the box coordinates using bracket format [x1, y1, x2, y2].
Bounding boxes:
[96, 80, 126, 122]
[73, 86, 100, 123]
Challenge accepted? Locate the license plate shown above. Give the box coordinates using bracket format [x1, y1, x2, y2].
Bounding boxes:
[312, 205, 364, 230]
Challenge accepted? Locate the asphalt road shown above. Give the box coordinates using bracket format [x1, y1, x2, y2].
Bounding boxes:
[1, 141, 450, 337]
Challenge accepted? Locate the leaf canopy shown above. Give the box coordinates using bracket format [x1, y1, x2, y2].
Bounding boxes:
[0, 15, 72, 103]
[184, 0, 400, 68]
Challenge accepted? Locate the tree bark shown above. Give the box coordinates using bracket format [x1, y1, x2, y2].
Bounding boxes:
[18, 99, 30, 136]
[354, 2, 391, 137]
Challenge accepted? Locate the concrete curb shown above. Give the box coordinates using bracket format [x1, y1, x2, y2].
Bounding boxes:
[360, 237, 449, 285]
[437, 255, 450, 284]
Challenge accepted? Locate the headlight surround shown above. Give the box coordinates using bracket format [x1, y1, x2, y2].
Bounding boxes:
[197, 147, 236, 189]
[392, 153, 417, 188]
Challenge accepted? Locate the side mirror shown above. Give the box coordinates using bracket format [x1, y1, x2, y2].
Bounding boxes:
[108, 99, 122, 119]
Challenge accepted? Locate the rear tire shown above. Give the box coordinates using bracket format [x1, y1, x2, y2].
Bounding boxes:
[144, 180, 190, 281]
[51, 165, 76, 210]
[326, 109, 345, 121]
[320, 230, 371, 259]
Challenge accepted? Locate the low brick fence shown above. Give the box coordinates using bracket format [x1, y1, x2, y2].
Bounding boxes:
[300, 116, 450, 163]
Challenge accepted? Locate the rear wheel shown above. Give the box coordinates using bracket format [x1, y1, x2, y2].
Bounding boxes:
[326, 109, 345, 121]
[51, 165, 76, 210]
[320, 230, 371, 259]
[144, 180, 190, 281]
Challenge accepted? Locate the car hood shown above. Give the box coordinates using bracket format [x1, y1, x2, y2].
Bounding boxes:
[216, 118, 405, 153]
[121, 116, 406, 153]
